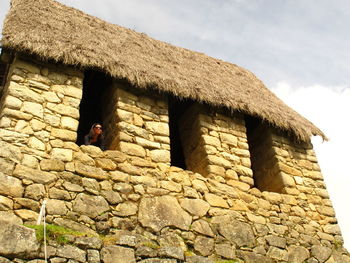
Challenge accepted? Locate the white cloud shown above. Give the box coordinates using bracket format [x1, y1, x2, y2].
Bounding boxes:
[272, 82, 350, 250]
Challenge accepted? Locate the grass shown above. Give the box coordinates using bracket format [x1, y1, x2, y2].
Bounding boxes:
[26, 224, 86, 245]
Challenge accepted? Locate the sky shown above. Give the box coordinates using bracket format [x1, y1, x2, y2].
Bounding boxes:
[1, 0, 350, 250]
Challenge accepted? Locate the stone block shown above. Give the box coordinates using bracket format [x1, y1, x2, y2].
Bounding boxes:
[191, 219, 214, 237]
[179, 198, 210, 217]
[194, 236, 214, 256]
[8, 81, 44, 103]
[15, 209, 39, 221]
[150, 149, 170, 163]
[145, 122, 169, 136]
[75, 162, 108, 180]
[114, 202, 138, 216]
[0, 173, 24, 198]
[202, 135, 221, 147]
[0, 221, 40, 257]
[219, 132, 238, 146]
[27, 137, 45, 151]
[46, 199, 68, 215]
[61, 116, 79, 131]
[1, 108, 33, 120]
[119, 142, 146, 157]
[101, 246, 136, 263]
[22, 101, 43, 118]
[57, 245, 86, 262]
[138, 196, 192, 232]
[72, 193, 109, 218]
[40, 159, 65, 171]
[0, 195, 13, 210]
[204, 193, 229, 208]
[95, 158, 117, 171]
[25, 184, 46, 200]
[51, 128, 77, 141]
[4, 95, 22, 109]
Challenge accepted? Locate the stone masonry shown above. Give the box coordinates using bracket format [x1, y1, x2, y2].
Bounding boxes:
[0, 53, 349, 263]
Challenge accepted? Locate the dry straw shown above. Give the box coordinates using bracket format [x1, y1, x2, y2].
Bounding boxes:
[1, 0, 326, 142]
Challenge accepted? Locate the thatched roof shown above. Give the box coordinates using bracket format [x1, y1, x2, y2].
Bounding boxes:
[1, 0, 325, 142]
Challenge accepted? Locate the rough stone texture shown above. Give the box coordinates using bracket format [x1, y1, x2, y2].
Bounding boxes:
[0, 55, 348, 263]
[0, 221, 40, 257]
[57, 245, 86, 262]
[0, 173, 24, 198]
[139, 196, 192, 232]
[179, 198, 210, 217]
[72, 193, 109, 218]
[213, 215, 255, 247]
[100, 246, 136, 263]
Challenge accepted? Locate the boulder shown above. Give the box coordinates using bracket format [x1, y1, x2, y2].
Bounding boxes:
[100, 246, 136, 263]
[212, 215, 255, 247]
[0, 220, 39, 258]
[139, 196, 192, 232]
[72, 193, 109, 218]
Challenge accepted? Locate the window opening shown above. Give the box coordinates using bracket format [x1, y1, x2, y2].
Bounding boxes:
[76, 70, 112, 147]
[245, 115, 285, 193]
[168, 96, 193, 169]
[0, 55, 10, 101]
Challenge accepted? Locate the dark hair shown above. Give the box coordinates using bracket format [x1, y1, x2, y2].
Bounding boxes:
[88, 123, 104, 140]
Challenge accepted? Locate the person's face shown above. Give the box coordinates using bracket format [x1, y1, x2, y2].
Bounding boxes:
[93, 125, 103, 135]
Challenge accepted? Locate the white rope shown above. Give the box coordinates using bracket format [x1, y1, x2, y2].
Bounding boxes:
[37, 200, 47, 263]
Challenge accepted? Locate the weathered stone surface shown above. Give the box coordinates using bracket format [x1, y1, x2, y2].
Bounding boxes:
[0, 173, 24, 198]
[191, 220, 214, 237]
[186, 255, 214, 263]
[237, 251, 272, 263]
[95, 158, 117, 171]
[101, 190, 122, 204]
[14, 198, 39, 211]
[212, 215, 255, 247]
[215, 243, 235, 259]
[0, 221, 39, 257]
[114, 202, 138, 216]
[145, 122, 169, 136]
[40, 159, 65, 171]
[267, 246, 288, 261]
[25, 184, 46, 200]
[265, 235, 286, 248]
[49, 188, 71, 200]
[73, 193, 109, 218]
[51, 148, 73, 162]
[119, 142, 146, 157]
[100, 246, 136, 263]
[311, 245, 332, 263]
[179, 198, 210, 217]
[204, 193, 228, 208]
[139, 196, 192, 232]
[15, 209, 39, 221]
[46, 199, 68, 215]
[158, 246, 184, 260]
[87, 249, 100, 263]
[194, 236, 214, 256]
[0, 196, 13, 210]
[57, 245, 86, 262]
[0, 211, 23, 225]
[75, 237, 103, 250]
[13, 165, 57, 184]
[288, 245, 310, 263]
[150, 149, 170, 163]
[8, 81, 44, 103]
[75, 162, 108, 180]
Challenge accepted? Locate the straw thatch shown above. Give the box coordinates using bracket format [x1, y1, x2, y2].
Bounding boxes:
[1, 0, 325, 142]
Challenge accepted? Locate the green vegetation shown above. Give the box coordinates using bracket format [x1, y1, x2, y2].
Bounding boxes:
[26, 224, 86, 245]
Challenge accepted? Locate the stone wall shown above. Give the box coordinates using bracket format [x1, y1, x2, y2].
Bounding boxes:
[0, 54, 348, 263]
